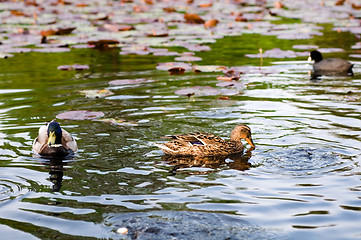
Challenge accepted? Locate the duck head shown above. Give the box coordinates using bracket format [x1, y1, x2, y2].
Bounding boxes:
[230, 124, 255, 148]
[47, 120, 62, 146]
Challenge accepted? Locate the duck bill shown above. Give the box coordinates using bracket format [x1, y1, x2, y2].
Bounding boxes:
[47, 131, 56, 146]
[246, 137, 255, 148]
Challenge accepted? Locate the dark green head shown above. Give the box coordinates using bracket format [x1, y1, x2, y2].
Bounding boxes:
[47, 120, 62, 146]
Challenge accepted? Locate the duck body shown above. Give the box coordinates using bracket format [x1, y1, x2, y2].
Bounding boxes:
[155, 124, 255, 156]
[309, 50, 353, 76]
[32, 120, 77, 157]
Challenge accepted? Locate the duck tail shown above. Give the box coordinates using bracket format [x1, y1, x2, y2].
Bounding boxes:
[154, 143, 177, 154]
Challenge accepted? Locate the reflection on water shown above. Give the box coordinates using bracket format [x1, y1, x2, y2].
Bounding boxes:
[0, 35, 361, 240]
[162, 149, 254, 175]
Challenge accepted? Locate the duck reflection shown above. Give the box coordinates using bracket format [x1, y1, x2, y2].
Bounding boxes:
[36, 155, 76, 192]
[40, 158, 66, 192]
[163, 148, 254, 175]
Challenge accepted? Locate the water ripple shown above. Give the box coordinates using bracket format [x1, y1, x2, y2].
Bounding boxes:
[252, 147, 353, 177]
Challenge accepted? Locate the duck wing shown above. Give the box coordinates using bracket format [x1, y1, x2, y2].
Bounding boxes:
[61, 129, 77, 152]
[32, 125, 48, 154]
[163, 132, 226, 145]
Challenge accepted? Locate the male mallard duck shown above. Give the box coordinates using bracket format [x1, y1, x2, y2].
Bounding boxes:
[308, 50, 353, 77]
[32, 120, 77, 157]
[155, 124, 255, 156]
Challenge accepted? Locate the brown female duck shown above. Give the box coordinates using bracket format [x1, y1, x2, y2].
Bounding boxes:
[155, 124, 255, 156]
[32, 120, 77, 157]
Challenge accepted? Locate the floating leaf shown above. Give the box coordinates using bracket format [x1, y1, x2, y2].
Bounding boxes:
[100, 24, 135, 32]
[293, 45, 319, 50]
[57, 110, 104, 120]
[184, 13, 205, 24]
[79, 89, 114, 98]
[204, 19, 219, 28]
[57, 64, 89, 71]
[175, 86, 221, 96]
[193, 65, 227, 73]
[109, 78, 151, 85]
[216, 81, 244, 89]
[175, 55, 202, 62]
[245, 48, 307, 58]
[40, 27, 76, 36]
[156, 62, 192, 71]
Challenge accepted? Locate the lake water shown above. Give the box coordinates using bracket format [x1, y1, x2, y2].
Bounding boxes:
[1, 2, 361, 239]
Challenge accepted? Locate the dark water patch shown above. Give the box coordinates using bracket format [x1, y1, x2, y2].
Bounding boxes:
[252, 147, 352, 177]
[104, 211, 280, 240]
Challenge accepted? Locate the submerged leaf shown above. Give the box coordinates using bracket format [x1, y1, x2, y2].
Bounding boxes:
[175, 86, 221, 96]
[57, 64, 89, 71]
[95, 118, 138, 126]
[57, 110, 104, 120]
[79, 89, 114, 98]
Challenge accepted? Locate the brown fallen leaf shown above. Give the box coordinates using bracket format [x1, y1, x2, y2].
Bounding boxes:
[76, 3, 89, 7]
[40, 27, 76, 37]
[199, 2, 212, 7]
[218, 96, 231, 100]
[184, 13, 205, 24]
[204, 19, 219, 28]
[10, 10, 29, 17]
[335, 0, 345, 5]
[352, 3, 361, 10]
[142, 0, 153, 4]
[40, 29, 57, 37]
[56, 27, 76, 35]
[163, 7, 176, 12]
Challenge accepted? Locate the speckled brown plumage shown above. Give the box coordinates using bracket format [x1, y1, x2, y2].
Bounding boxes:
[155, 124, 255, 156]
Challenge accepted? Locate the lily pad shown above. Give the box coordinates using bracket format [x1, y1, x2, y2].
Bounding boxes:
[175, 55, 202, 62]
[156, 62, 192, 71]
[245, 48, 307, 58]
[216, 81, 244, 89]
[109, 78, 151, 86]
[79, 89, 114, 98]
[193, 65, 227, 73]
[56, 110, 104, 120]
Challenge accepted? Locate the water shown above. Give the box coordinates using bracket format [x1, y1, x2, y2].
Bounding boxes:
[1, 30, 361, 240]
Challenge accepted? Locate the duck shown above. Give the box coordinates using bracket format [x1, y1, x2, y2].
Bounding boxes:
[155, 124, 255, 156]
[32, 120, 77, 157]
[308, 50, 353, 77]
